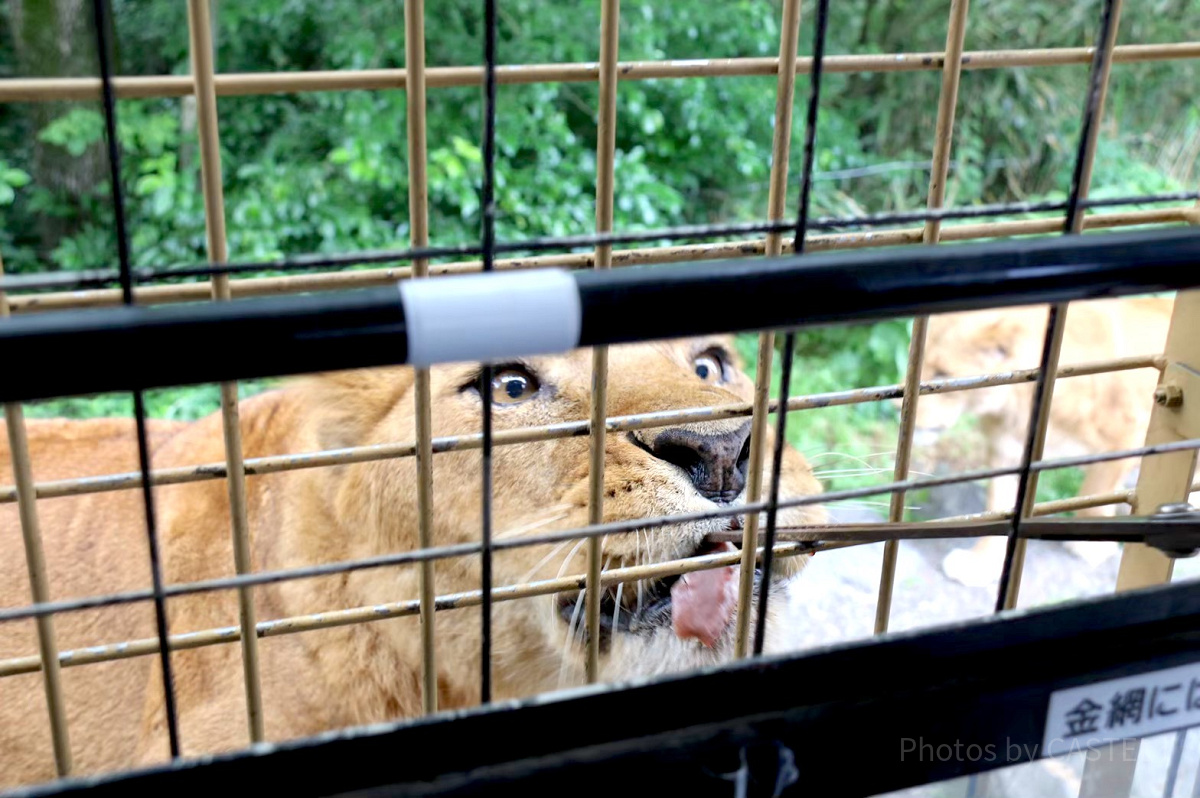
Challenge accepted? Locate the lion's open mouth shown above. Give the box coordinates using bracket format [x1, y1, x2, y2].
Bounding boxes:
[555, 541, 764, 649]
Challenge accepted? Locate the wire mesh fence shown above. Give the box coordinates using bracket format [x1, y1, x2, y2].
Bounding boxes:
[2, 0, 1200, 793]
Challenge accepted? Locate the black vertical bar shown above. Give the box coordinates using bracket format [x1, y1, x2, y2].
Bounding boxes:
[753, 0, 830, 656]
[477, 0, 499, 704]
[1063, 0, 1119, 239]
[91, 0, 181, 759]
[994, 0, 1118, 613]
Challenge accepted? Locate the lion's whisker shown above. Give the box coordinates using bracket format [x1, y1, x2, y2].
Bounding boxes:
[812, 467, 889, 477]
[805, 451, 894, 471]
[547, 538, 588, 645]
[495, 508, 573, 540]
[808, 450, 895, 460]
[521, 540, 572, 584]
[812, 467, 934, 479]
[827, 499, 921, 510]
[556, 539, 587, 581]
[635, 530, 645, 617]
[559, 590, 586, 688]
[612, 581, 624, 634]
[569, 590, 585, 645]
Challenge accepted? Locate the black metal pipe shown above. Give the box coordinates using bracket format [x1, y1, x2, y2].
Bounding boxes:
[2, 227, 1198, 404]
[574, 226, 1200, 345]
[2, 287, 407, 402]
[6, 189, 1198, 296]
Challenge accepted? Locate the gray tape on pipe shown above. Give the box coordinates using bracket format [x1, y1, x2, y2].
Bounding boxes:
[399, 269, 582, 367]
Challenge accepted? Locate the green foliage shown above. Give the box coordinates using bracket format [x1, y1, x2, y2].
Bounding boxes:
[0, 160, 30, 206]
[2, 0, 1195, 507]
[23, 381, 277, 422]
[735, 322, 907, 493]
[38, 108, 106, 157]
[1035, 466, 1086, 511]
[5, 0, 1196, 273]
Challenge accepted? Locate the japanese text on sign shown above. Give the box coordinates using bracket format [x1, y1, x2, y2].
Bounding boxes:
[1043, 662, 1200, 757]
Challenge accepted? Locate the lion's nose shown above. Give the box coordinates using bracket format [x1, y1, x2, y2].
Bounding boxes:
[642, 422, 752, 503]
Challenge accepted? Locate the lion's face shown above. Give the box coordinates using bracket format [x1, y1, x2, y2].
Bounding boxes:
[306, 336, 823, 701]
[914, 311, 1035, 438]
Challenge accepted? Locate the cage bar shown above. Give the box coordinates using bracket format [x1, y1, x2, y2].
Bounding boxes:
[1117, 285, 1200, 580]
[3, 205, 1191, 315]
[583, 0, 621, 684]
[6, 229, 1199, 406]
[4, 437, 1199, 632]
[476, 0, 500, 706]
[11, 466, 1199, 680]
[754, 0, 830, 656]
[4, 190, 1197, 301]
[2, 2, 1200, 791]
[401, 0, 438, 717]
[88, 0, 183, 759]
[0, 265, 73, 776]
[3, 190, 1197, 298]
[998, 0, 1125, 614]
[734, 0, 803, 661]
[185, 0, 265, 744]
[18, 574, 1200, 798]
[1088, 271, 1200, 794]
[1, 42, 1199, 103]
[0, 355, 1160, 507]
[0, 543, 809, 679]
[875, 0, 971, 635]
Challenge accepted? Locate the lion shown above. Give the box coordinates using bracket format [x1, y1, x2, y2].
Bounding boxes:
[0, 336, 823, 787]
[913, 297, 1173, 587]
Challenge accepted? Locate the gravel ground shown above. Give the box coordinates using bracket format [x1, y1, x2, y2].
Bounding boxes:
[783, 484, 1200, 798]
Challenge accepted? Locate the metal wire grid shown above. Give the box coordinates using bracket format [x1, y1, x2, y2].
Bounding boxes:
[2, 40, 1199, 103]
[3, 190, 1199, 297]
[185, 0, 264, 745]
[874, 0, 969, 635]
[0, 0, 1197, 782]
[753, 0, 829, 658]
[88, 0, 181, 761]
[992, 0, 1125, 614]
[2, 198, 1196, 308]
[403, 0, 439, 718]
[477, 0, 498, 707]
[0, 281, 72, 777]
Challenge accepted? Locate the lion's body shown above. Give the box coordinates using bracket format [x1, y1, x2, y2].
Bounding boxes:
[918, 297, 1172, 472]
[1, 339, 823, 786]
[915, 297, 1174, 584]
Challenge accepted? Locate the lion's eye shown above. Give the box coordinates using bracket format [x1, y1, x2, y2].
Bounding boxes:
[491, 368, 539, 405]
[693, 353, 723, 383]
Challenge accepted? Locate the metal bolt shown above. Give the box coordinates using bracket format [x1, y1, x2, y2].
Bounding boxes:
[1155, 384, 1184, 407]
[1156, 502, 1198, 517]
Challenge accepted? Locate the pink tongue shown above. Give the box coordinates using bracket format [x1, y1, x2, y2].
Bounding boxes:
[671, 542, 739, 648]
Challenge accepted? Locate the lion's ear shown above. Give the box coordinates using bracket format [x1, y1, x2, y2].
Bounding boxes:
[295, 367, 414, 450]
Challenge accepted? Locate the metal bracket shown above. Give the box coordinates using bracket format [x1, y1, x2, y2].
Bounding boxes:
[1142, 503, 1200, 558]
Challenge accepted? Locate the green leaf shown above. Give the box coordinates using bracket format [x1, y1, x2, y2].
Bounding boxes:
[2, 168, 31, 188]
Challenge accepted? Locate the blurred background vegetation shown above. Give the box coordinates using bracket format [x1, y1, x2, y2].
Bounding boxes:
[1, 0, 1197, 510]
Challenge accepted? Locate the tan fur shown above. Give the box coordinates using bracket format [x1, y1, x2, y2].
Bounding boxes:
[1, 338, 823, 787]
[914, 298, 1173, 582]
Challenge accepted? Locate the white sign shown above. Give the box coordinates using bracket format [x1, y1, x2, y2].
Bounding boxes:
[1043, 662, 1200, 757]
